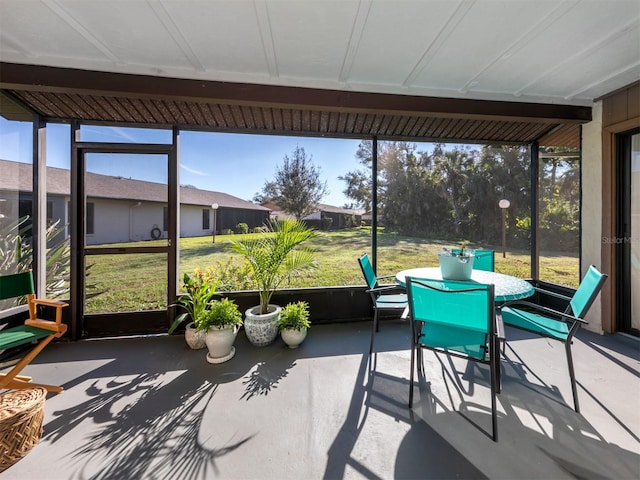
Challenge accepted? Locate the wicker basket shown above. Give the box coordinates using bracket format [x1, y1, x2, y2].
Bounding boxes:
[0, 387, 47, 472]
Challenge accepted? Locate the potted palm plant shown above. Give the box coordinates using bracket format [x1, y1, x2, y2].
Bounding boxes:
[197, 297, 243, 363]
[229, 218, 318, 347]
[277, 301, 311, 348]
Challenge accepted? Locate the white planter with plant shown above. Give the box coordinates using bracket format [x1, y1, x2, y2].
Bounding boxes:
[229, 219, 318, 347]
[197, 298, 243, 364]
[278, 301, 311, 348]
[169, 272, 218, 349]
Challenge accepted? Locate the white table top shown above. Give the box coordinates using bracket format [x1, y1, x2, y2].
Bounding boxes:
[395, 267, 534, 302]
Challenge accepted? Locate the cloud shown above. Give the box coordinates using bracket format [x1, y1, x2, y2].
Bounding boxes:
[180, 164, 208, 176]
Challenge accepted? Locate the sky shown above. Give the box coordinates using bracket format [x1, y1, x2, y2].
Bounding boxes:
[0, 118, 366, 208]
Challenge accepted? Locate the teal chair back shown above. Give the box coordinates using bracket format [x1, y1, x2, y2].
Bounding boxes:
[473, 250, 495, 272]
[406, 276, 499, 441]
[569, 265, 607, 318]
[358, 253, 378, 290]
[407, 277, 494, 360]
[0, 271, 35, 301]
[452, 249, 495, 271]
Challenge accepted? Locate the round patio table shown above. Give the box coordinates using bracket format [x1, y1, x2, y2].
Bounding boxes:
[395, 267, 534, 302]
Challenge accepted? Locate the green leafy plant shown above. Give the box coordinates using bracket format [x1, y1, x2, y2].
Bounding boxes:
[235, 223, 249, 234]
[0, 216, 90, 309]
[229, 218, 319, 315]
[277, 301, 311, 332]
[205, 259, 255, 292]
[168, 271, 218, 334]
[196, 297, 242, 331]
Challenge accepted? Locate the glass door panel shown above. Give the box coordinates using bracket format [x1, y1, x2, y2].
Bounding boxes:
[83, 151, 169, 315]
[631, 133, 639, 331]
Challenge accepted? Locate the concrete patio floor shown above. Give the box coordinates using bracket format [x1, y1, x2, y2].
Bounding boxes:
[1, 319, 638, 479]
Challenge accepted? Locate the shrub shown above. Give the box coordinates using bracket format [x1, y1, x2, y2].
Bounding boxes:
[321, 217, 333, 231]
[235, 223, 249, 234]
[221, 229, 234, 235]
[207, 259, 255, 292]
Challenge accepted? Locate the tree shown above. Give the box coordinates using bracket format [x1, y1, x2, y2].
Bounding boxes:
[338, 141, 374, 211]
[258, 146, 329, 220]
[252, 180, 278, 204]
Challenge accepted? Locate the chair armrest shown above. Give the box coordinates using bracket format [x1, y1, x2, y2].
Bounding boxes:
[366, 284, 405, 294]
[377, 274, 397, 282]
[532, 286, 572, 302]
[503, 300, 587, 325]
[24, 319, 68, 334]
[32, 298, 69, 309]
[29, 297, 69, 329]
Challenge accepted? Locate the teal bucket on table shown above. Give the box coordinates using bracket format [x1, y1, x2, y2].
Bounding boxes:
[438, 253, 475, 280]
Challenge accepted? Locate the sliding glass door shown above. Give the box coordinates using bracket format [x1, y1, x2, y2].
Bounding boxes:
[617, 130, 639, 335]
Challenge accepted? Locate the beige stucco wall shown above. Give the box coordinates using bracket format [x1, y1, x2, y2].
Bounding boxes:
[580, 100, 604, 333]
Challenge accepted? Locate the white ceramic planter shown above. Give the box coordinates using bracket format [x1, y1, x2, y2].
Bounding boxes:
[243, 305, 281, 347]
[205, 324, 239, 363]
[281, 327, 307, 348]
[184, 322, 206, 350]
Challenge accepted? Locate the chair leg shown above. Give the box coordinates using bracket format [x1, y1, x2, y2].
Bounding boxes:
[409, 343, 415, 408]
[369, 309, 379, 356]
[489, 339, 499, 442]
[565, 341, 580, 413]
[0, 334, 55, 390]
[494, 335, 501, 394]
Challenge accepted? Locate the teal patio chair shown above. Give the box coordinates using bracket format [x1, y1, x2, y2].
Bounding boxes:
[358, 254, 408, 355]
[407, 276, 500, 441]
[453, 249, 495, 271]
[501, 265, 607, 412]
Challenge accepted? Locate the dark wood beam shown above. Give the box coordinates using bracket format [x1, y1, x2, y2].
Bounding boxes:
[0, 62, 591, 124]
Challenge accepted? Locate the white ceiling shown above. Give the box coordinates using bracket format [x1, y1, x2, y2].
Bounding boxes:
[0, 0, 638, 107]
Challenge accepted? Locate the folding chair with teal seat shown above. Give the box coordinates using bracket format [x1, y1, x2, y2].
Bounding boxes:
[0, 271, 68, 393]
[501, 265, 607, 412]
[406, 276, 500, 441]
[453, 249, 495, 271]
[358, 254, 408, 355]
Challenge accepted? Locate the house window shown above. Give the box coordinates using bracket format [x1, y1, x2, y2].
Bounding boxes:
[47, 201, 53, 226]
[86, 202, 95, 235]
[163, 207, 168, 232]
[202, 209, 210, 230]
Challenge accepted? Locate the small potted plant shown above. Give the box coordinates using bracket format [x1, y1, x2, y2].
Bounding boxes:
[277, 301, 311, 349]
[169, 271, 218, 349]
[196, 297, 243, 363]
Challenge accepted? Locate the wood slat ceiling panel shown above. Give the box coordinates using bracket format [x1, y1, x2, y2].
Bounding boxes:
[7, 89, 578, 145]
[539, 123, 581, 148]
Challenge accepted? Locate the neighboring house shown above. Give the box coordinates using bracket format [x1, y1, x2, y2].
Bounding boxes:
[0, 159, 270, 245]
[261, 201, 362, 230]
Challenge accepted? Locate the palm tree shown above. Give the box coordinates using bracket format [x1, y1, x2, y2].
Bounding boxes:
[228, 218, 318, 314]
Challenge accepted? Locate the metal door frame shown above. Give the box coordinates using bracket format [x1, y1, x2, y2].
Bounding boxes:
[71, 138, 178, 339]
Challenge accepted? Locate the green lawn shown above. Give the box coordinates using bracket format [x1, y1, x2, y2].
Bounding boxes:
[85, 227, 579, 313]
